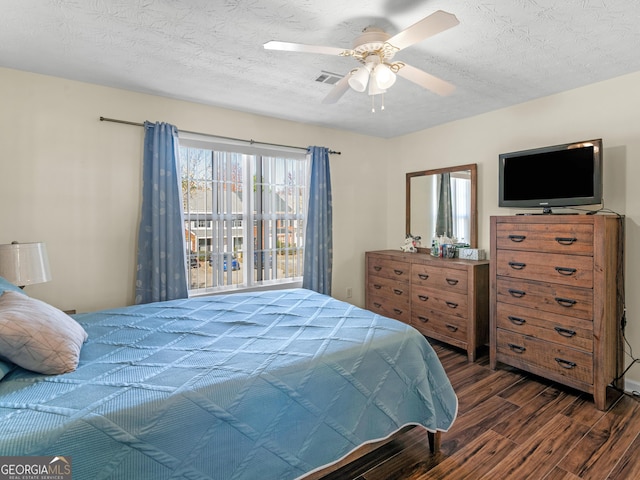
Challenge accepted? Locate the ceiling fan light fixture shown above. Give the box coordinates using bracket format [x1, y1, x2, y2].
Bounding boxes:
[348, 64, 372, 92]
[368, 78, 386, 96]
[373, 63, 396, 90]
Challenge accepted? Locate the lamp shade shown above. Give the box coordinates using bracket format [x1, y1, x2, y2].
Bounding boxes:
[348, 64, 372, 92]
[0, 242, 52, 287]
[372, 63, 396, 90]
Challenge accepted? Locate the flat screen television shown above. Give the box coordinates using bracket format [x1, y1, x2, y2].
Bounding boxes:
[498, 139, 602, 212]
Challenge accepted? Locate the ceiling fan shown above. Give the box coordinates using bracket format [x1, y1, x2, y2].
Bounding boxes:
[264, 10, 459, 106]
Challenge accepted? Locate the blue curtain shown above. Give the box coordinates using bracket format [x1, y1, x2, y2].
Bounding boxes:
[303, 146, 333, 295]
[435, 172, 454, 238]
[135, 121, 188, 304]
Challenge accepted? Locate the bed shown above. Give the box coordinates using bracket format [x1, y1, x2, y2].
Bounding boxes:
[0, 286, 457, 479]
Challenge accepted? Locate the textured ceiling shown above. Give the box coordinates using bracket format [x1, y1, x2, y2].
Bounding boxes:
[1, 0, 639, 138]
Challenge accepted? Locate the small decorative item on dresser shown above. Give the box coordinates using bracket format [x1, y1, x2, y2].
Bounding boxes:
[458, 248, 485, 260]
[400, 233, 421, 253]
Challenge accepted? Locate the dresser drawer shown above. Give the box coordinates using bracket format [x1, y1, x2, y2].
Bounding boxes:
[411, 309, 467, 344]
[367, 256, 410, 283]
[366, 292, 410, 323]
[496, 329, 593, 385]
[495, 222, 594, 256]
[496, 302, 593, 353]
[496, 250, 593, 288]
[411, 263, 468, 294]
[496, 277, 593, 320]
[412, 285, 468, 319]
[367, 274, 410, 301]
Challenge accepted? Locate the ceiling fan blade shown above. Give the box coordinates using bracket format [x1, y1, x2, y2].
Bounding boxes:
[322, 75, 351, 104]
[397, 64, 455, 96]
[387, 10, 459, 51]
[264, 40, 346, 56]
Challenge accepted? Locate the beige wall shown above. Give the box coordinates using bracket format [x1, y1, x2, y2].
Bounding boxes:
[0, 67, 387, 312]
[386, 71, 640, 387]
[1, 66, 639, 387]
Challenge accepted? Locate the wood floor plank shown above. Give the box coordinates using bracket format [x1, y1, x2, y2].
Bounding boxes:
[441, 394, 519, 454]
[498, 375, 550, 406]
[419, 430, 516, 480]
[481, 414, 589, 480]
[543, 467, 583, 480]
[491, 386, 578, 444]
[559, 395, 640, 480]
[558, 392, 610, 429]
[606, 428, 640, 479]
[455, 368, 522, 414]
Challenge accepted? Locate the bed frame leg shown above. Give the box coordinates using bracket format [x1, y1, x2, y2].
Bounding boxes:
[427, 431, 441, 454]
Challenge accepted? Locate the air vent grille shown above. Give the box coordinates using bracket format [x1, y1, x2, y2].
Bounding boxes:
[315, 71, 343, 85]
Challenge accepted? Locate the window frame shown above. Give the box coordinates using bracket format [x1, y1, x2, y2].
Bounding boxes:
[179, 133, 309, 296]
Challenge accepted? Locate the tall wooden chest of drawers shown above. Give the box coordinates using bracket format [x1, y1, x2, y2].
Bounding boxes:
[489, 215, 624, 410]
[365, 250, 490, 361]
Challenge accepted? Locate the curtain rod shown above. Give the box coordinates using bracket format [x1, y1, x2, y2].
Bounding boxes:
[99, 116, 341, 155]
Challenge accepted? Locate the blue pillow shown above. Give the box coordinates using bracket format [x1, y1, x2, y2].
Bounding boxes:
[0, 359, 16, 381]
[0, 276, 24, 295]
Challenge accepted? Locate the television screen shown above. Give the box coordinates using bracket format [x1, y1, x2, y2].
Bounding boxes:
[499, 139, 602, 210]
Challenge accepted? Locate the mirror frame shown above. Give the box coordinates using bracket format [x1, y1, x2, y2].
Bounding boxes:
[406, 163, 478, 252]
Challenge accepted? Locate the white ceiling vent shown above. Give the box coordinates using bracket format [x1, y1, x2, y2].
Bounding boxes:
[315, 71, 343, 85]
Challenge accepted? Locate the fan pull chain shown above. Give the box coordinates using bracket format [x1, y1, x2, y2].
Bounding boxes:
[371, 94, 385, 113]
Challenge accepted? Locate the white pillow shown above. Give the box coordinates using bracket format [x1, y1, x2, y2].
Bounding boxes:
[0, 291, 88, 374]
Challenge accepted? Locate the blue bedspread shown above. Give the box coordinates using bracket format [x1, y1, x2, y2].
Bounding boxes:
[0, 288, 457, 479]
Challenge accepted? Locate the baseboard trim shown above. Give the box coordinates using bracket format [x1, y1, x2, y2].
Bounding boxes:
[625, 378, 640, 395]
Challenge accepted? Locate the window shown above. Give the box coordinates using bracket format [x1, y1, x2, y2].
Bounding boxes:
[429, 171, 471, 243]
[179, 136, 309, 294]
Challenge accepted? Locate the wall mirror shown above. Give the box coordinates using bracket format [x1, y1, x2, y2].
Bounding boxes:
[406, 163, 477, 250]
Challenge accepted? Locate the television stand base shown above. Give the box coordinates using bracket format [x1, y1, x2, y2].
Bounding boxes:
[516, 208, 579, 215]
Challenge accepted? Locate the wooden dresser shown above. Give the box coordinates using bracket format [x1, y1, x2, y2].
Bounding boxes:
[365, 250, 490, 361]
[489, 215, 624, 410]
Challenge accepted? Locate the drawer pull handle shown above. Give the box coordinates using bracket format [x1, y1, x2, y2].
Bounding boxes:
[373, 266, 382, 271]
[554, 326, 577, 337]
[445, 301, 459, 309]
[508, 289, 526, 298]
[373, 302, 382, 308]
[393, 289, 403, 296]
[555, 237, 577, 246]
[418, 316, 429, 323]
[555, 358, 577, 369]
[394, 269, 404, 276]
[418, 295, 429, 302]
[508, 262, 527, 270]
[555, 297, 577, 307]
[446, 324, 458, 332]
[555, 266, 577, 276]
[508, 343, 526, 353]
[508, 315, 526, 326]
[373, 284, 382, 289]
[393, 308, 403, 315]
[445, 278, 459, 285]
[508, 235, 526, 243]
[418, 273, 429, 280]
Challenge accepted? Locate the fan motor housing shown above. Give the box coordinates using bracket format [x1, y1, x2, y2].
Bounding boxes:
[351, 27, 397, 63]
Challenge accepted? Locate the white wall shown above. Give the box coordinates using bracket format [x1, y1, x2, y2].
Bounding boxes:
[0, 67, 388, 312]
[386, 71, 640, 387]
[2, 66, 639, 386]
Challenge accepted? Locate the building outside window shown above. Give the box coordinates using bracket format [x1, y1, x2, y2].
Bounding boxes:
[180, 137, 309, 294]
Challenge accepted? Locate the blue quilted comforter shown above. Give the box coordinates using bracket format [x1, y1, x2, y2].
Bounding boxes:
[0, 288, 457, 479]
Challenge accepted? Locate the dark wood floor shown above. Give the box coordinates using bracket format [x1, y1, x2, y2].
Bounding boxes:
[302, 341, 640, 480]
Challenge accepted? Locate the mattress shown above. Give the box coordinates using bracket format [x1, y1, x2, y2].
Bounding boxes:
[0, 288, 457, 479]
